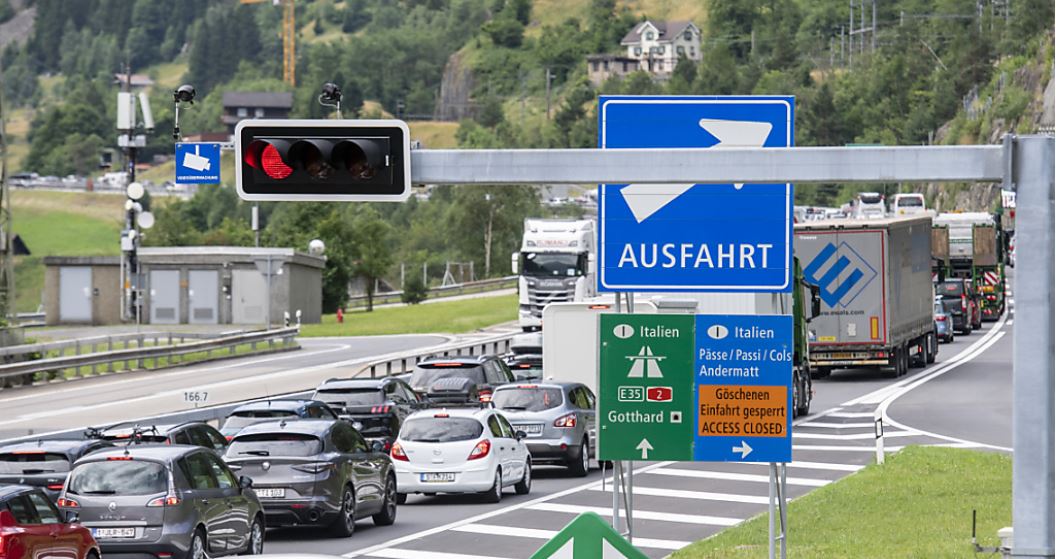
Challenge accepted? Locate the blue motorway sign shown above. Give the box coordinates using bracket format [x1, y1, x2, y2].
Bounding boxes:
[694, 314, 792, 462]
[598, 95, 794, 292]
[175, 142, 221, 184]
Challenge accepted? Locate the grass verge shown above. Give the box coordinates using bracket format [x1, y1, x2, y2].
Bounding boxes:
[672, 446, 1011, 559]
[300, 294, 517, 337]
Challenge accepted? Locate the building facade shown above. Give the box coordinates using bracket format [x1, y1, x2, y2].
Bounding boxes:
[587, 20, 702, 85]
[221, 92, 294, 135]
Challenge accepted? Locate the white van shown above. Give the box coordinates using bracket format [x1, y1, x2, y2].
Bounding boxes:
[891, 193, 927, 216]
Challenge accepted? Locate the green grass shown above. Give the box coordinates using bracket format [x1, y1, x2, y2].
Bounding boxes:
[11, 191, 125, 312]
[300, 294, 517, 337]
[672, 446, 1011, 559]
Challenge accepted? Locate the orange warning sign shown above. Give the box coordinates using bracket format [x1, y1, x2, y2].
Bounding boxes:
[697, 385, 787, 438]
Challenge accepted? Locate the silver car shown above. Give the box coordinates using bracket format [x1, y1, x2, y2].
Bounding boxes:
[491, 382, 597, 476]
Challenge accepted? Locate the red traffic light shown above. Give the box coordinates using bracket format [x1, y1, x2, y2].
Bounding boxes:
[235, 119, 410, 202]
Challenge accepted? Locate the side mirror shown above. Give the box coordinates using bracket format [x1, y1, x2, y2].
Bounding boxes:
[515, 430, 527, 441]
[371, 440, 386, 453]
[64, 510, 80, 524]
[810, 285, 822, 321]
[238, 475, 253, 490]
[510, 253, 519, 274]
[587, 253, 596, 274]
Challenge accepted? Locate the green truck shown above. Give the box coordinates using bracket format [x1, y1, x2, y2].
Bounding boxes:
[933, 212, 1006, 321]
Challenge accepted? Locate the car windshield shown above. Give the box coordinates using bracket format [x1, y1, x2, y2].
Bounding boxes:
[493, 387, 563, 412]
[521, 252, 583, 277]
[68, 460, 167, 495]
[898, 196, 923, 207]
[227, 433, 323, 457]
[938, 282, 965, 296]
[222, 411, 298, 431]
[0, 452, 72, 474]
[401, 417, 484, 442]
[410, 366, 484, 391]
[313, 389, 384, 406]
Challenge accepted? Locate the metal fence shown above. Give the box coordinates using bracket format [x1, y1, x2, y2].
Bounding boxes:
[345, 275, 517, 308]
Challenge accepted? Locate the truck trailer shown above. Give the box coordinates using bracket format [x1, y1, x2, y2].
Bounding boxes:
[932, 212, 1006, 321]
[795, 215, 936, 378]
[512, 219, 596, 331]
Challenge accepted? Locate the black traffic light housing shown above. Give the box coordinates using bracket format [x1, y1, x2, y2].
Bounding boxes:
[235, 119, 411, 202]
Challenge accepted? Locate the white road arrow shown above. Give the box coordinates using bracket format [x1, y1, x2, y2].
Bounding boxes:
[636, 438, 654, 460]
[732, 440, 753, 459]
[619, 118, 774, 223]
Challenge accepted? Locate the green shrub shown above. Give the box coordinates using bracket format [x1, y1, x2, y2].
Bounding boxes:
[995, 85, 1031, 122]
[401, 274, 429, 305]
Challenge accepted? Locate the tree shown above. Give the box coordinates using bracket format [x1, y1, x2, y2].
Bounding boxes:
[401, 274, 428, 304]
[482, 16, 524, 48]
[347, 207, 395, 312]
[448, 186, 540, 277]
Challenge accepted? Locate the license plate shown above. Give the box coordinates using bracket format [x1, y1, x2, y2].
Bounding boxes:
[514, 424, 543, 435]
[255, 488, 285, 498]
[94, 528, 136, 539]
[420, 473, 455, 483]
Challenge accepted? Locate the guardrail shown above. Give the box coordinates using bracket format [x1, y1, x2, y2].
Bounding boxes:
[0, 327, 300, 387]
[355, 330, 518, 379]
[345, 275, 517, 308]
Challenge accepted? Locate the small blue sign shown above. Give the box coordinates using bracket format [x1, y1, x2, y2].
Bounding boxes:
[694, 314, 793, 462]
[598, 96, 794, 292]
[175, 142, 221, 184]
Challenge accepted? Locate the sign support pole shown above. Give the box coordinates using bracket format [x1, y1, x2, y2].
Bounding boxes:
[625, 291, 635, 544]
[768, 465, 776, 559]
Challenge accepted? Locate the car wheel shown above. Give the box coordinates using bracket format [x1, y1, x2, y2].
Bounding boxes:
[568, 439, 589, 477]
[926, 334, 937, 364]
[396, 492, 408, 505]
[795, 371, 811, 417]
[241, 516, 265, 555]
[810, 367, 831, 379]
[328, 486, 356, 537]
[372, 475, 398, 526]
[514, 461, 532, 495]
[187, 529, 207, 559]
[482, 468, 503, 503]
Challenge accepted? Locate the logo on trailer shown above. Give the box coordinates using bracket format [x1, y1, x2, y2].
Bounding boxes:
[803, 242, 878, 308]
[646, 386, 673, 402]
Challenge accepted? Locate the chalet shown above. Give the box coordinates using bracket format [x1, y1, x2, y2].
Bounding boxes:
[221, 92, 294, 135]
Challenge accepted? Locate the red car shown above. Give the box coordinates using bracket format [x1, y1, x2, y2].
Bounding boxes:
[0, 485, 99, 559]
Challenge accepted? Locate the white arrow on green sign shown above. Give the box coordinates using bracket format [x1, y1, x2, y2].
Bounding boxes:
[529, 512, 650, 559]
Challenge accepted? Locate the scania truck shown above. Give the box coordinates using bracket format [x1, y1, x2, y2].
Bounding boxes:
[512, 219, 596, 331]
[795, 215, 936, 378]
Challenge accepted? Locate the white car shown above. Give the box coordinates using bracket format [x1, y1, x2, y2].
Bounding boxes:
[891, 193, 927, 216]
[390, 407, 532, 503]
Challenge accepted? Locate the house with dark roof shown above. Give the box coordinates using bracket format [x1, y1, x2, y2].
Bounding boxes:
[587, 20, 702, 85]
[221, 91, 294, 135]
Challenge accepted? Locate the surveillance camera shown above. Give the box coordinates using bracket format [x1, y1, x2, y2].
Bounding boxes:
[174, 84, 196, 104]
[320, 82, 342, 102]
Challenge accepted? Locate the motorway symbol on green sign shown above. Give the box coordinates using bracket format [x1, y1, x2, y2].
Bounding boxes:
[529, 512, 649, 559]
[598, 314, 695, 461]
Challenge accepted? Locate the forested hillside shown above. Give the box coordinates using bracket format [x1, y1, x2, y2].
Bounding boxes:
[2, 0, 1052, 311]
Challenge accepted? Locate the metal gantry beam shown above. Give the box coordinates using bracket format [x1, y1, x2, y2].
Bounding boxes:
[411, 145, 1006, 185]
[412, 137, 1054, 558]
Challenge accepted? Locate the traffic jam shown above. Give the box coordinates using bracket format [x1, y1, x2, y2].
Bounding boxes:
[0, 209, 1010, 559]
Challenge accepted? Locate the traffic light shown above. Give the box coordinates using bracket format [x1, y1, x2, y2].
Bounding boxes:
[235, 119, 411, 202]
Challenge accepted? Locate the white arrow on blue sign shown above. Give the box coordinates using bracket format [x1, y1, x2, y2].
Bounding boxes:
[597, 96, 794, 292]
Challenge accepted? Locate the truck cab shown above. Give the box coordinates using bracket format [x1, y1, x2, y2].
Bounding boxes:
[512, 219, 596, 331]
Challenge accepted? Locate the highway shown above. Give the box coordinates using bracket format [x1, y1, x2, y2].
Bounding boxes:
[0, 303, 1013, 558]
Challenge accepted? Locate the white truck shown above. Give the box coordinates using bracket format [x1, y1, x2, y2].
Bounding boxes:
[511, 219, 596, 331]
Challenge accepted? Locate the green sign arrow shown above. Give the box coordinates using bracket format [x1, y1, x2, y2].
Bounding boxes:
[529, 512, 650, 559]
[598, 314, 694, 461]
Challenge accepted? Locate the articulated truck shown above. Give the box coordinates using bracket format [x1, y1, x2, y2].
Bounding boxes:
[512, 219, 596, 331]
[932, 212, 1006, 321]
[794, 215, 936, 378]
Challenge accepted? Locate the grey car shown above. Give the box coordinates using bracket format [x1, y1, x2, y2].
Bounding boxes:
[220, 400, 339, 441]
[59, 445, 264, 559]
[222, 419, 396, 537]
[0, 439, 114, 501]
[491, 382, 597, 476]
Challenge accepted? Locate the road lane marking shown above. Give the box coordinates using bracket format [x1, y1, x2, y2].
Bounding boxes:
[527, 502, 742, 526]
[794, 430, 918, 440]
[797, 421, 875, 428]
[1006, 320, 1014, 326]
[451, 524, 691, 550]
[720, 460, 863, 473]
[366, 550, 507, 559]
[646, 468, 829, 487]
[826, 412, 875, 418]
[793, 445, 879, 452]
[591, 484, 770, 505]
[343, 461, 677, 558]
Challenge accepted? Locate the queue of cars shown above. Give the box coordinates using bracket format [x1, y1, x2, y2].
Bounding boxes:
[0, 350, 600, 559]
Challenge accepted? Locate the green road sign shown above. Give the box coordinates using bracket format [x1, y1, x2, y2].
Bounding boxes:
[530, 512, 650, 559]
[598, 314, 695, 461]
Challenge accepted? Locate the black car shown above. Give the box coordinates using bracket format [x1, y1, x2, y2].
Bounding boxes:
[223, 419, 396, 536]
[312, 378, 422, 448]
[0, 439, 114, 500]
[60, 445, 265, 559]
[409, 356, 515, 404]
[502, 353, 543, 381]
[937, 279, 981, 333]
[92, 421, 228, 453]
[220, 399, 339, 441]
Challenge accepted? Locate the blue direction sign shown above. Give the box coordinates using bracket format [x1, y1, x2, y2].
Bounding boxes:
[598, 95, 794, 292]
[694, 314, 793, 462]
[175, 142, 221, 184]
